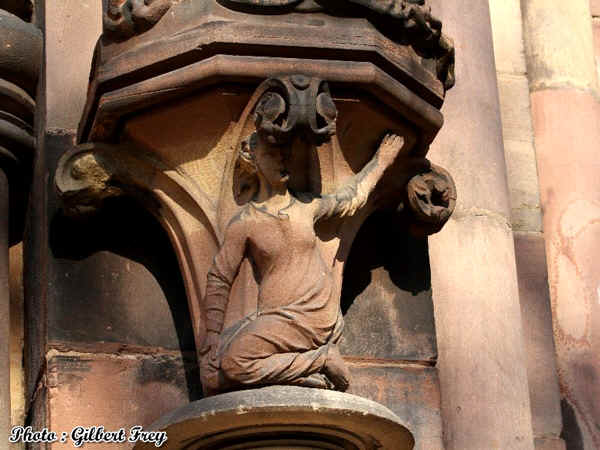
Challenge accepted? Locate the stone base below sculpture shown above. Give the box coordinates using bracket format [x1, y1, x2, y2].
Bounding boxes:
[133, 386, 414, 450]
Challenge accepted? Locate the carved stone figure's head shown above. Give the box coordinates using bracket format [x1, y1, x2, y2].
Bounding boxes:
[242, 131, 289, 187]
[236, 131, 289, 203]
[234, 75, 338, 203]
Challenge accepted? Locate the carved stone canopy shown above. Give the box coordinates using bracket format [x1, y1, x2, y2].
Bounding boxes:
[103, 0, 454, 90]
[84, 0, 452, 151]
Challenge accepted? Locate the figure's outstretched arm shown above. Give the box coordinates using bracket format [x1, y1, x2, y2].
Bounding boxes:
[202, 214, 248, 349]
[315, 134, 418, 221]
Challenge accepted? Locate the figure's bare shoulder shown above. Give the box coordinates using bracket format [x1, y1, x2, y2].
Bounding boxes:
[294, 191, 323, 218]
[223, 206, 254, 242]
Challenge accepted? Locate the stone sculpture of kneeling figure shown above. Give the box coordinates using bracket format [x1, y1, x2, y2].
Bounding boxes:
[199, 126, 422, 395]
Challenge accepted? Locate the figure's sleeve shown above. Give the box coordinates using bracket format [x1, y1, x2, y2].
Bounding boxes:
[205, 215, 247, 333]
[314, 134, 407, 222]
[314, 146, 389, 222]
[314, 177, 371, 222]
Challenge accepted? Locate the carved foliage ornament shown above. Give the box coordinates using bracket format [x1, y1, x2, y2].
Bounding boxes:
[104, 0, 174, 40]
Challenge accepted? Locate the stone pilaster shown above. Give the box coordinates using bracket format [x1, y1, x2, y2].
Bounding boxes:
[428, 1, 535, 448]
[522, 0, 600, 448]
[488, 1, 565, 448]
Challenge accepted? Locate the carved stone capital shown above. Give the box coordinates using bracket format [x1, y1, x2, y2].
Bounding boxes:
[68, 0, 458, 398]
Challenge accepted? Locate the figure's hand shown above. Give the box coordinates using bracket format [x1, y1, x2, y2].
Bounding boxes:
[200, 330, 221, 395]
[377, 133, 405, 167]
[200, 330, 220, 364]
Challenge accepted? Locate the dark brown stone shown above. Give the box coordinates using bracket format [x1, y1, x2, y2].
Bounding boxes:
[0, 9, 41, 97]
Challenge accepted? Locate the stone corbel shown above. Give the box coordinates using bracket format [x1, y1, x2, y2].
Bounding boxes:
[55, 75, 456, 375]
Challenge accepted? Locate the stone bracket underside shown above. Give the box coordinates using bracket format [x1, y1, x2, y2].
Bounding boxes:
[84, 56, 443, 155]
[101, 0, 454, 92]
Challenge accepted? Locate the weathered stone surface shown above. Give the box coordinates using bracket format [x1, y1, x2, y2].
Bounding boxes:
[514, 232, 563, 442]
[530, 87, 600, 449]
[427, 1, 535, 448]
[0, 169, 9, 450]
[45, 0, 101, 130]
[136, 385, 414, 450]
[496, 74, 541, 232]
[489, 3, 564, 448]
[428, 0, 511, 219]
[592, 0, 600, 16]
[503, 138, 543, 232]
[347, 364, 443, 450]
[341, 210, 436, 363]
[489, 0, 528, 75]
[594, 18, 600, 82]
[47, 350, 194, 449]
[429, 215, 534, 449]
[534, 437, 566, 450]
[46, 133, 194, 352]
[84, 0, 449, 149]
[522, 0, 598, 92]
[9, 243, 24, 429]
[0, 0, 33, 22]
[0, 9, 41, 96]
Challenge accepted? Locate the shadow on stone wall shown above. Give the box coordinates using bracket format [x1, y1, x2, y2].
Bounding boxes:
[49, 196, 201, 401]
[340, 210, 436, 363]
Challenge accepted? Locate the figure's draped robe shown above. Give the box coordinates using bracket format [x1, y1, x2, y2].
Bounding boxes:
[205, 183, 369, 388]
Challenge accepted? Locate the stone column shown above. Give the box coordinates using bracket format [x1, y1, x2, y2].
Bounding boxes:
[522, 0, 600, 448]
[0, 3, 40, 444]
[0, 168, 9, 450]
[427, 1, 535, 448]
[488, 1, 565, 448]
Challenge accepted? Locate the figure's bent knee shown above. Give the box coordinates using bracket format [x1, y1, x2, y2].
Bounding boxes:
[220, 351, 253, 384]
